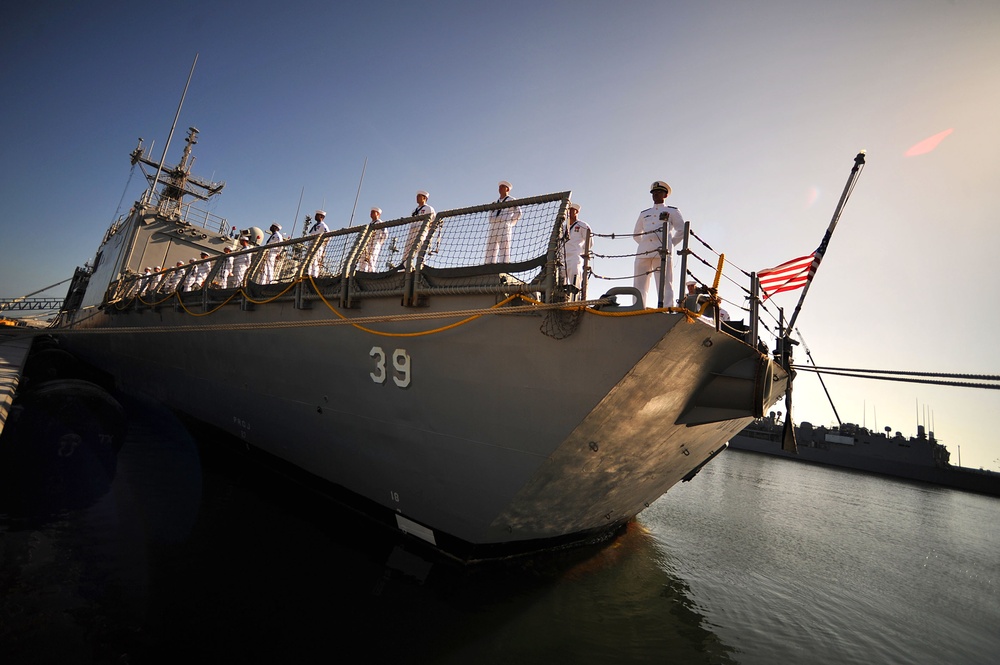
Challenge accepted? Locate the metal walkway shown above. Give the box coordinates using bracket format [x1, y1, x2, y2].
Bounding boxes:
[0, 298, 63, 312]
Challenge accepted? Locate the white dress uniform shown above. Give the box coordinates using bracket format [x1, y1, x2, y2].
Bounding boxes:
[633, 203, 684, 307]
[403, 199, 435, 262]
[162, 264, 185, 292]
[231, 247, 252, 287]
[137, 269, 153, 296]
[149, 268, 164, 293]
[181, 262, 199, 291]
[306, 212, 329, 277]
[563, 218, 591, 292]
[192, 259, 212, 288]
[359, 227, 388, 272]
[484, 195, 522, 263]
[262, 228, 284, 283]
[217, 253, 234, 287]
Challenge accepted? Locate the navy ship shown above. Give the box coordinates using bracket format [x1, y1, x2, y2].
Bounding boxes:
[14, 126, 795, 563]
[728, 412, 1000, 497]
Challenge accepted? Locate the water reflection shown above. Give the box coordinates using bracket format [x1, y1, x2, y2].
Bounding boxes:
[1, 396, 735, 664]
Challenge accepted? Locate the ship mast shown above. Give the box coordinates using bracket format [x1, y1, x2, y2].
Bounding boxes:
[131, 53, 225, 209]
[131, 127, 225, 205]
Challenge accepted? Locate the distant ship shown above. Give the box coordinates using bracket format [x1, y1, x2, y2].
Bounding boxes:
[728, 412, 1000, 497]
[23, 126, 791, 563]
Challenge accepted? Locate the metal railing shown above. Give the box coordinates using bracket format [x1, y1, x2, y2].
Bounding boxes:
[109, 192, 574, 308]
[151, 193, 230, 236]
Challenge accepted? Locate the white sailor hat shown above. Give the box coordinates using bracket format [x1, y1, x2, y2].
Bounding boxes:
[650, 180, 672, 195]
[200, 251, 209, 257]
[568, 202, 581, 212]
[371, 207, 382, 214]
[499, 180, 512, 189]
[686, 280, 696, 287]
[416, 190, 429, 198]
[271, 223, 282, 230]
[144, 267, 151, 272]
[315, 210, 326, 217]
[155, 266, 161, 270]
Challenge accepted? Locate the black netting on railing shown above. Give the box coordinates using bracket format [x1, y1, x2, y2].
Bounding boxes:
[309, 230, 365, 279]
[423, 196, 565, 270]
[358, 216, 429, 273]
[106, 192, 572, 308]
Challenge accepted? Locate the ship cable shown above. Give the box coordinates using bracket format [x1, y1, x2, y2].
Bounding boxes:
[790, 365, 1000, 391]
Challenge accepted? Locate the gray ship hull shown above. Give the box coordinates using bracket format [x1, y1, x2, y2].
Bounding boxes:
[59, 296, 781, 559]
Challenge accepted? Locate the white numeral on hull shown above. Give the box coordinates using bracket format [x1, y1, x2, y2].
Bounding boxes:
[370, 347, 411, 388]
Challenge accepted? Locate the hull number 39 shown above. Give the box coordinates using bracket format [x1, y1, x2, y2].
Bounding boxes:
[370, 347, 412, 388]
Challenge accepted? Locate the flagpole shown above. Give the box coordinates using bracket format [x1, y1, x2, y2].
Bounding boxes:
[784, 151, 866, 334]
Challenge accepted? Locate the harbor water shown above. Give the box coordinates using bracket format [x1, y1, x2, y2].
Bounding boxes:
[2, 396, 998, 664]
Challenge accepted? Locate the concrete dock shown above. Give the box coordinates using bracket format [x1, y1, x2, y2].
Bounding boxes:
[0, 331, 36, 436]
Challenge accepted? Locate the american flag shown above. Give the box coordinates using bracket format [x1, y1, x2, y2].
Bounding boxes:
[758, 253, 817, 300]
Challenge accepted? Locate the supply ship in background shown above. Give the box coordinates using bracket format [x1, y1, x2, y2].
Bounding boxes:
[728, 412, 1000, 497]
[12, 126, 791, 563]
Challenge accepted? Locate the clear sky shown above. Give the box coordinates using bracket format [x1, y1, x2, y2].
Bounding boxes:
[3, 1, 998, 470]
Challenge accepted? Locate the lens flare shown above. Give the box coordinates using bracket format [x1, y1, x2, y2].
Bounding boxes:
[805, 186, 819, 208]
[904, 128, 954, 157]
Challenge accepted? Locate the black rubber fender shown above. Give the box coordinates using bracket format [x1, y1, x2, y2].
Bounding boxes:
[0, 379, 126, 516]
[22, 348, 80, 384]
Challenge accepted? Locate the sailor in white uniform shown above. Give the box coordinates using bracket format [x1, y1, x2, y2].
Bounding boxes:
[262, 223, 283, 283]
[231, 236, 253, 287]
[181, 259, 199, 291]
[359, 207, 388, 272]
[562, 202, 591, 296]
[216, 247, 234, 287]
[633, 180, 685, 308]
[161, 261, 186, 292]
[137, 267, 153, 296]
[485, 180, 522, 263]
[306, 210, 329, 278]
[403, 190, 435, 262]
[191, 251, 212, 288]
[149, 266, 164, 293]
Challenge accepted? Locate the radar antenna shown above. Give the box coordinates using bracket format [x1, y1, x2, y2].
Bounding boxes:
[131, 127, 226, 204]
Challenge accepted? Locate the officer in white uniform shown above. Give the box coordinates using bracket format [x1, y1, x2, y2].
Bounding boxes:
[231, 236, 253, 287]
[633, 180, 685, 308]
[262, 223, 283, 283]
[485, 180, 522, 263]
[403, 191, 435, 261]
[563, 202, 591, 297]
[306, 210, 329, 277]
[359, 207, 388, 272]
